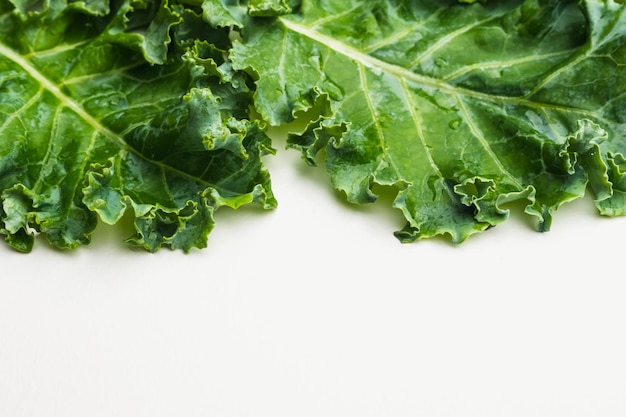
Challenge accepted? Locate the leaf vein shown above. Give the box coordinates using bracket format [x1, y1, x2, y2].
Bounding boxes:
[442, 49, 578, 82]
[361, 9, 445, 54]
[0, 43, 227, 192]
[0, 87, 43, 132]
[408, 14, 499, 69]
[280, 16, 605, 125]
[455, 93, 525, 190]
[400, 78, 455, 200]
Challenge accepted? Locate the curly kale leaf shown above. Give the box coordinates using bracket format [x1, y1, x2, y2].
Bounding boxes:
[0, 0, 275, 252]
[232, 0, 626, 242]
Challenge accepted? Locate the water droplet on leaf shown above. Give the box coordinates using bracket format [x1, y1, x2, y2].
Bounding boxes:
[449, 118, 462, 129]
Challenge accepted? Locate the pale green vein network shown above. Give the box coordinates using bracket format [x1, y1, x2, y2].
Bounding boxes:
[361, 9, 445, 54]
[407, 14, 499, 69]
[278, 16, 607, 123]
[60, 62, 145, 86]
[0, 87, 43, 132]
[356, 62, 397, 174]
[270, 7, 626, 235]
[278, 26, 289, 96]
[455, 93, 525, 190]
[32, 104, 63, 193]
[23, 40, 92, 59]
[280, 17, 440, 87]
[305, 4, 361, 29]
[441, 49, 578, 82]
[0, 42, 226, 191]
[0, 43, 128, 149]
[399, 78, 456, 200]
[524, 50, 592, 98]
[57, 130, 101, 222]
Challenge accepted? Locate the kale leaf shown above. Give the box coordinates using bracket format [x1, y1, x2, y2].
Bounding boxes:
[1, 0, 625, 251]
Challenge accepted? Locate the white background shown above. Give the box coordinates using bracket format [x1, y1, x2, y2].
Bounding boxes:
[1, 134, 625, 417]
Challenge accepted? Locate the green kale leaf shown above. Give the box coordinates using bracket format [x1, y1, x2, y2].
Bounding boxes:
[0, 0, 275, 252]
[2, 0, 625, 252]
[232, 0, 626, 242]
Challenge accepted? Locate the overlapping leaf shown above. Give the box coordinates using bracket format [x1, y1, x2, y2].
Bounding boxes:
[0, 0, 275, 252]
[2, 0, 626, 252]
[232, 0, 626, 242]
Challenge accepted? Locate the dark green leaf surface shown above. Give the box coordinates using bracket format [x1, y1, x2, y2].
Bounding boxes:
[232, 0, 626, 242]
[0, 0, 275, 252]
[2, 0, 625, 252]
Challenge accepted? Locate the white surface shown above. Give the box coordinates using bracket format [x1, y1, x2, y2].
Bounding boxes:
[1, 138, 626, 417]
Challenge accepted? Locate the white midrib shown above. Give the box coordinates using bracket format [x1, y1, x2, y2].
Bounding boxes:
[279, 18, 452, 92]
[0, 43, 128, 149]
[278, 17, 600, 120]
[0, 43, 218, 188]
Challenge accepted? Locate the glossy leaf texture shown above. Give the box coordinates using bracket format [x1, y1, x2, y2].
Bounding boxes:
[0, 0, 276, 252]
[232, 0, 626, 242]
